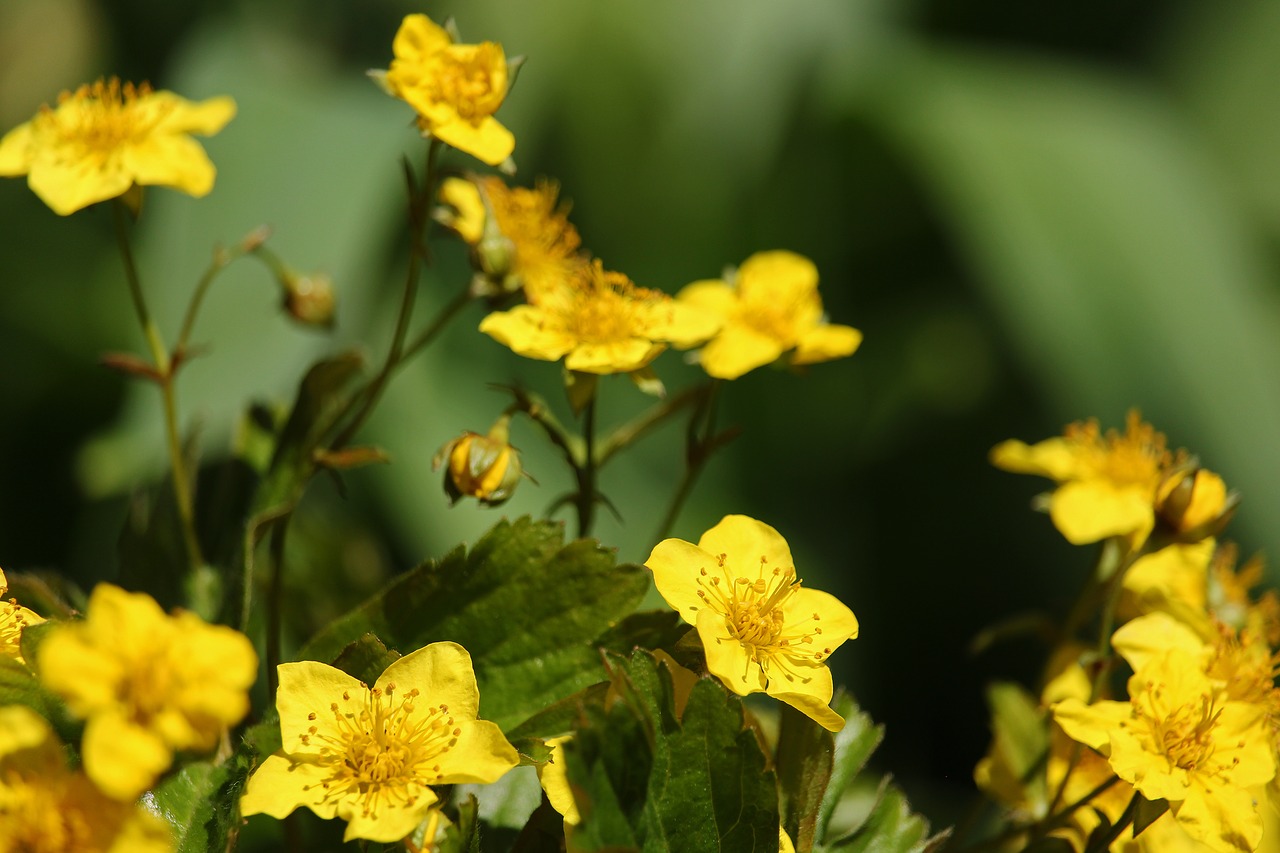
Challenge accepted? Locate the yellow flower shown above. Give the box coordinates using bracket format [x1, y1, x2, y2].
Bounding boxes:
[240, 642, 519, 844]
[479, 259, 720, 375]
[1054, 648, 1275, 853]
[35, 584, 257, 800]
[991, 411, 1185, 545]
[438, 175, 586, 301]
[1121, 540, 1215, 629]
[645, 515, 858, 732]
[0, 78, 234, 216]
[0, 705, 173, 853]
[0, 569, 43, 665]
[676, 250, 862, 380]
[433, 428, 523, 506]
[380, 14, 514, 166]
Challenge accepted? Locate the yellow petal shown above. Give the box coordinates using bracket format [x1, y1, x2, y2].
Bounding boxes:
[771, 689, 845, 733]
[377, 641, 480, 722]
[642, 300, 722, 349]
[1050, 480, 1153, 544]
[564, 339, 662, 374]
[240, 753, 338, 820]
[780, 827, 797, 853]
[27, 150, 133, 215]
[1174, 782, 1263, 853]
[341, 794, 438, 843]
[439, 177, 485, 244]
[537, 736, 581, 825]
[698, 322, 785, 379]
[788, 587, 859, 648]
[0, 705, 53, 759]
[697, 607, 763, 696]
[433, 719, 519, 784]
[989, 437, 1079, 481]
[645, 537, 714, 623]
[122, 134, 217, 197]
[0, 120, 34, 175]
[737, 251, 819, 303]
[149, 93, 236, 135]
[479, 306, 575, 362]
[82, 713, 172, 800]
[766, 659, 834, 706]
[392, 13, 452, 64]
[1111, 612, 1205, 673]
[430, 115, 515, 167]
[1051, 697, 1129, 754]
[276, 660, 368, 753]
[697, 515, 795, 574]
[676, 279, 737, 316]
[792, 323, 862, 366]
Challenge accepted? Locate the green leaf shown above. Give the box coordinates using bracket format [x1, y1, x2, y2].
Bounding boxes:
[818, 692, 885, 842]
[778, 702, 835, 852]
[981, 682, 1049, 807]
[826, 778, 935, 853]
[148, 759, 245, 853]
[567, 650, 780, 852]
[594, 609, 689, 656]
[0, 657, 63, 730]
[300, 516, 649, 731]
[504, 681, 610, 742]
[439, 794, 482, 853]
[328, 631, 401, 685]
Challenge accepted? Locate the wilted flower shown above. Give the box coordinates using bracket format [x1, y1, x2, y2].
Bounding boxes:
[240, 642, 518, 843]
[0, 78, 234, 215]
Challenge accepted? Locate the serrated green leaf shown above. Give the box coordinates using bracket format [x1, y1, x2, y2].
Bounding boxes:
[778, 702, 835, 852]
[567, 650, 779, 852]
[512, 736, 554, 767]
[147, 759, 244, 853]
[504, 682, 610, 742]
[827, 779, 931, 853]
[300, 516, 649, 731]
[594, 609, 689, 656]
[439, 793, 482, 853]
[328, 631, 401, 685]
[818, 691, 885, 842]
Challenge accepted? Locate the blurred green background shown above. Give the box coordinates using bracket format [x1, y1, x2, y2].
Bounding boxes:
[3, 0, 1280, 827]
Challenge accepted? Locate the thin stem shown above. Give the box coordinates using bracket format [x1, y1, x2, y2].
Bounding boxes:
[575, 392, 598, 538]
[400, 286, 473, 363]
[266, 516, 291, 698]
[1083, 792, 1138, 853]
[652, 381, 722, 542]
[330, 140, 443, 450]
[596, 383, 703, 467]
[944, 774, 1121, 853]
[112, 200, 204, 571]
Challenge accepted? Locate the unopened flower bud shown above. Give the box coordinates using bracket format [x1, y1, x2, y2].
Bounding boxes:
[433, 428, 522, 506]
[281, 272, 336, 329]
[1157, 467, 1237, 541]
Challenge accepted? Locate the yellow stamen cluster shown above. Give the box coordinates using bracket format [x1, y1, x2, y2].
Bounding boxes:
[538, 262, 666, 345]
[692, 552, 830, 687]
[1063, 411, 1181, 491]
[38, 79, 166, 159]
[424, 45, 506, 123]
[299, 682, 458, 821]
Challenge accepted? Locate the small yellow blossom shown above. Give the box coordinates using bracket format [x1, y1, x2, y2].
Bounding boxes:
[240, 641, 519, 844]
[991, 411, 1186, 545]
[36, 584, 257, 800]
[0, 704, 173, 853]
[433, 428, 523, 506]
[676, 250, 862, 380]
[1121, 540, 1216, 629]
[645, 515, 858, 732]
[1054, 648, 1275, 853]
[0, 569, 43, 665]
[479, 259, 720, 376]
[1157, 468, 1235, 541]
[439, 176, 586, 301]
[380, 14, 514, 166]
[0, 78, 234, 216]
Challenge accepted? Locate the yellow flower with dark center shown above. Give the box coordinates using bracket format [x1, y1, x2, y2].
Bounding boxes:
[35, 584, 257, 800]
[240, 642, 518, 843]
[438, 176, 586, 301]
[479, 259, 720, 375]
[0, 705, 173, 853]
[645, 515, 858, 732]
[0, 569, 43, 665]
[991, 411, 1187, 545]
[676, 250, 862, 380]
[1054, 647, 1275, 853]
[381, 14, 514, 166]
[0, 78, 234, 216]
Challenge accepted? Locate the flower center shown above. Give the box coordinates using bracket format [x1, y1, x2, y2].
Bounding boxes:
[691, 553, 832, 688]
[1, 599, 32, 653]
[299, 682, 459, 820]
[547, 263, 659, 345]
[1064, 412, 1176, 490]
[429, 44, 505, 122]
[0, 773, 92, 853]
[37, 79, 166, 161]
[486, 178, 582, 300]
[737, 288, 807, 345]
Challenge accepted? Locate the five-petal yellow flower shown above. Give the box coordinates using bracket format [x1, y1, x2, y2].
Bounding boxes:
[646, 515, 858, 731]
[677, 250, 862, 380]
[0, 705, 174, 852]
[991, 411, 1185, 545]
[240, 641, 519, 844]
[36, 583, 257, 800]
[381, 14, 514, 166]
[480, 259, 720, 375]
[0, 78, 234, 216]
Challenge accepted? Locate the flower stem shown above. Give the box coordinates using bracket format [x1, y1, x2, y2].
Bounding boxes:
[111, 200, 204, 572]
[653, 380, 727, 542]
[596, 383, 703, 467]
[575, 391, 598, 538]
[175, 228, 267, 356]
[265, 515, 291, 698]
